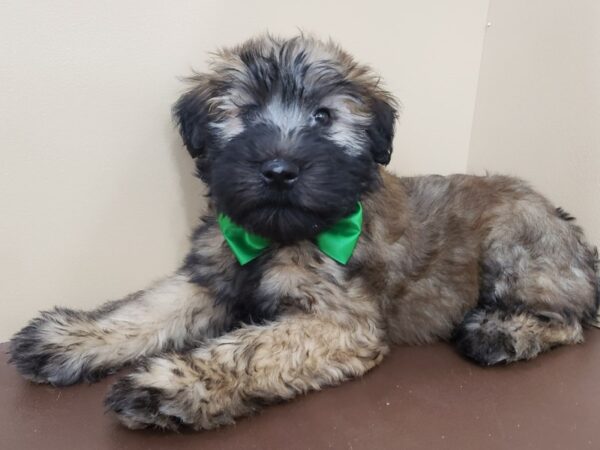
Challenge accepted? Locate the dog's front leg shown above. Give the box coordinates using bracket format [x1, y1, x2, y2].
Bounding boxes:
[9, 273, 228, 385]
[106, 314, 388, 430]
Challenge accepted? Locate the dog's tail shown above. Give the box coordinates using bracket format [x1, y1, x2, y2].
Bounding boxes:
[557, 207, 600, 328]
[587, 246, 600, 328]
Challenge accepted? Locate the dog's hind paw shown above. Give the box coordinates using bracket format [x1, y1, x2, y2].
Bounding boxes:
[452, 308, 517, 366]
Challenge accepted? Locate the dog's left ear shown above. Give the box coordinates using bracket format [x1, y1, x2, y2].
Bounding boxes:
[173, 81, 214, 159]
[366, 96, 398, 165]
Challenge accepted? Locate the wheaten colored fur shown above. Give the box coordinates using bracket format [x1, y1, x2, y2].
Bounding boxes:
[9, 35, 598, 431]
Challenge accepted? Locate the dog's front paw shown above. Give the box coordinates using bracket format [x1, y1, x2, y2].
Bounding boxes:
[105, 355, 237, 430]
[105, 375, 189, 430]
[9, 308, 109, 385]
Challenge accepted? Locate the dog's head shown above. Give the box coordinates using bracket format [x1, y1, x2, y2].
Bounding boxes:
[174, 35, 398, 242]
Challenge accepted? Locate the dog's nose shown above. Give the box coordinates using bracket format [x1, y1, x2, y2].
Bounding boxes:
[261, 159, 299, 186]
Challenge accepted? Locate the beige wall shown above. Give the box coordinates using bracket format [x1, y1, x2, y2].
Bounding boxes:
[0, 1, 490, 339]
[469, 0, 600, 246]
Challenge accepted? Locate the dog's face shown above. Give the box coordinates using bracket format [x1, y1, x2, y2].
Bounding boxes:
[174, 35, 398, 242]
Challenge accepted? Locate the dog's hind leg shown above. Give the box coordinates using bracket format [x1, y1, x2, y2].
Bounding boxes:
[9, 273, 226, 385]
[454, 202, 599, 365]
[454, 305, 586, 365]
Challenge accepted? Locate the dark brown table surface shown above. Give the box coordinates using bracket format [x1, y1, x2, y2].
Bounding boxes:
[1, 331, 599, 450]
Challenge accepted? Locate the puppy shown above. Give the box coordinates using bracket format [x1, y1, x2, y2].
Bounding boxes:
[9, 34, 599, 430]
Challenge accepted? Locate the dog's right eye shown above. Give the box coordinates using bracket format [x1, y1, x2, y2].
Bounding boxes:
[241, 104, 260, 120]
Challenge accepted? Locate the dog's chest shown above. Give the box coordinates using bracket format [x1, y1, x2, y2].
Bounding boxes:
[256, 245, 348, 313]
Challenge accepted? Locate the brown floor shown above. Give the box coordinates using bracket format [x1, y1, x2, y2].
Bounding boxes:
[1, 332, 600, 450]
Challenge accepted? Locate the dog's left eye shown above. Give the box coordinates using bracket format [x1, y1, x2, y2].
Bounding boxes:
[313, 108, 331, 126]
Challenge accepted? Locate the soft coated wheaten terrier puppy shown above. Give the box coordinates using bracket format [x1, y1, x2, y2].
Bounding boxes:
[9, 34, 599, 430]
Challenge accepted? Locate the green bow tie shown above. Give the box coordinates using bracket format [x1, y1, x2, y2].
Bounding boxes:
[217, 203, 363, 266]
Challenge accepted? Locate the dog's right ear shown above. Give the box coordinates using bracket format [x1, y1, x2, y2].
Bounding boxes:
[173, 81, 214, 159]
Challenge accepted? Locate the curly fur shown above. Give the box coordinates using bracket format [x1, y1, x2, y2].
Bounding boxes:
[9, 34, 599, 431]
